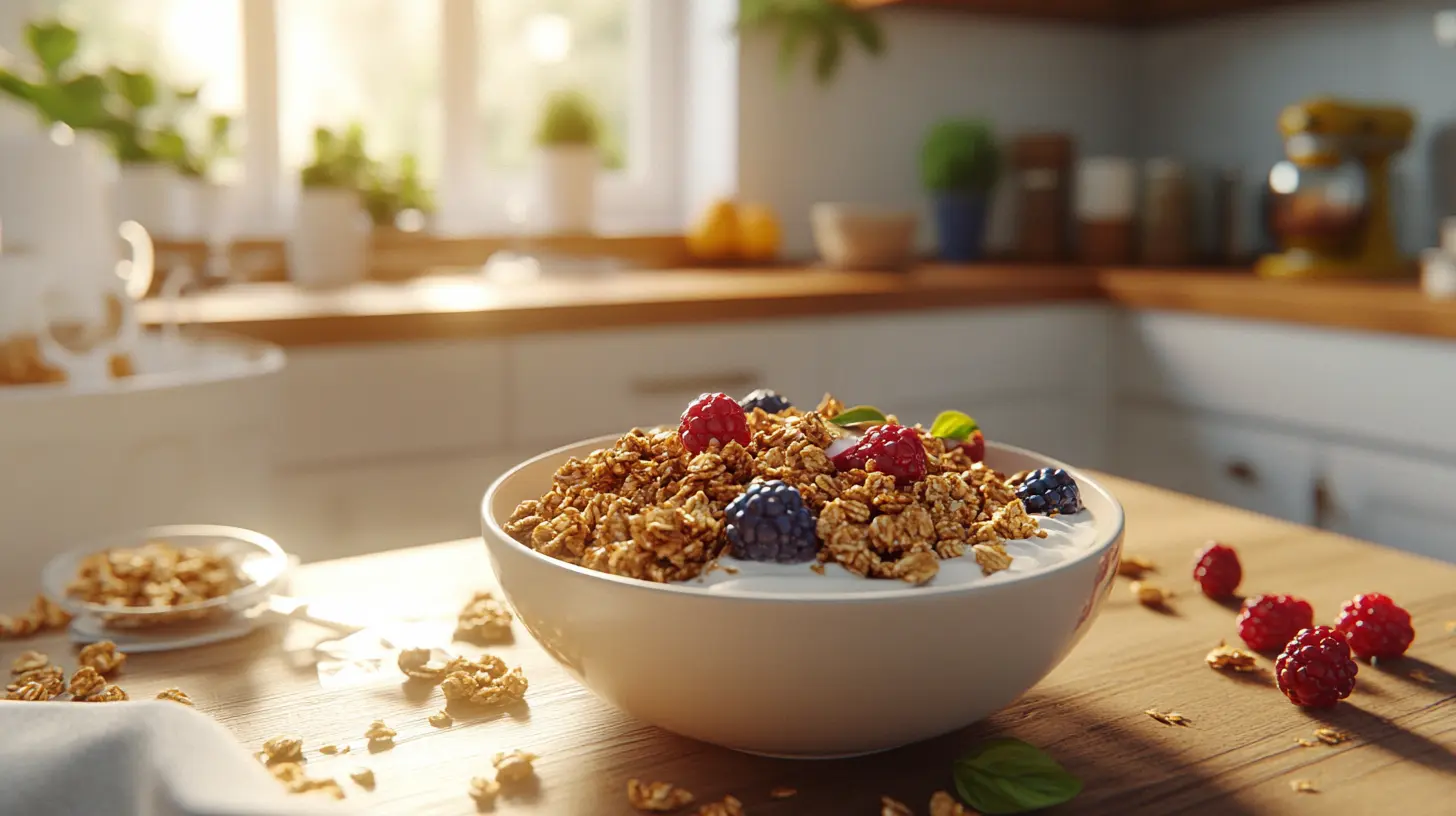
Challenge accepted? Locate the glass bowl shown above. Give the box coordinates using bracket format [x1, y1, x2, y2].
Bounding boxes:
[40, 525, 289, 631]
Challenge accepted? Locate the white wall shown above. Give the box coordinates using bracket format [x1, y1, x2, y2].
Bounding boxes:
[733, 10, 1136, 257]
[1132, 0, 1456, 256]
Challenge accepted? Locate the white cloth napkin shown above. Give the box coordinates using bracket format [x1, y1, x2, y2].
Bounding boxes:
[0, 700, 346, 816]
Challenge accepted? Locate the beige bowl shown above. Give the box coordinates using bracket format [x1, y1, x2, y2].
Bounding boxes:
[811, 203, 919, 270]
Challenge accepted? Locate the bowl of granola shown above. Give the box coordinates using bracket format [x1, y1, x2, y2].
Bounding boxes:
[482, 392, 1124, 757]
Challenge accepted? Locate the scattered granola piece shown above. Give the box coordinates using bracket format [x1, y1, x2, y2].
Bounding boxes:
[971, 542, 1012, 575]
[349, 768, 376, 790]
[1291, 779, 1318, 794]
[628, 779, 696, 811]
[261, 735, 304, 764]
[67, 666, 105, 699]
[397, 647, 449, 682]
[10, 665, 64, 696]
[881, 796, 913, 816]
[492, 749, 538, 784]
[1295, 738, 1317, 747]
[769, 786, 797, 800]
[319, 744, 341, 755]
[364, 720, 396, 747]
[6, 680, 53, 701]
[9, 650, 48, 674]
[0, 596, 71, 640]
[1145, 708, 1192, 727]
[1116, 554, 1156, 578]
[1314, 727, 1350, 746]
[270, 763, 345, 799]
[1131, 581, 1171, 607]
[428, 710, 453, 728]
[809, 563, 826, 575]
[1410, 669, 1436, 684]
[77, 640, 126, 676]
[456, 591, 514, 644]
[929, 790, 975, 816]
[80, 684, 129, 702]
[155, 687, 194, 706]
[695, 795, 745, 816]
[468, 776, 501, 805]
[1206, 643, 1259, 672]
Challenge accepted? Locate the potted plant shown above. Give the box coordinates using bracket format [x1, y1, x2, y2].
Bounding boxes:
[289, 124, 371, 288]
[103, 67, 201, 237]
[161, 112, 234, 241]
[533, 90, 601, 234]
[363, 153, 435, 233]
[921, 119, 1000, 262]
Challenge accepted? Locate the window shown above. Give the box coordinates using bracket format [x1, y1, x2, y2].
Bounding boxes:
[3, 0, 682, 235]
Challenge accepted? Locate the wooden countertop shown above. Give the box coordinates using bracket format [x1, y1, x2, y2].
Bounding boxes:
[136, 265, 1456, 348]
[3, 476, 1453, 814]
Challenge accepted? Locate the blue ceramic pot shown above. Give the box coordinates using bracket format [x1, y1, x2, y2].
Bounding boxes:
[933, 192, 989, 262]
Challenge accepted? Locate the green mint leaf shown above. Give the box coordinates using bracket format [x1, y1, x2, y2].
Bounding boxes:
[929, 410, 980, 441]
[828, 405, 887, 427]
[952, 738, 1081, 814]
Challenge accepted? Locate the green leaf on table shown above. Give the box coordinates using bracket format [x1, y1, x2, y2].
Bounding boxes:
[828, 405, 888, 427]
[929, 410, 980, 441]
[952, 738, 1081, 814]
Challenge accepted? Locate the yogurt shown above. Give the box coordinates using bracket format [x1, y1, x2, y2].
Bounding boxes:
[691, 509, 1097, 596]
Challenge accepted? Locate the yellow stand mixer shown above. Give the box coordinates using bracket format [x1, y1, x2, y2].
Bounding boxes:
[1257, 98, 1415, 280]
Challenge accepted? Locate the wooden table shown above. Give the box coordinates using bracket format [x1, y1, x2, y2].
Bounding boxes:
[4, 476, 1454, 814]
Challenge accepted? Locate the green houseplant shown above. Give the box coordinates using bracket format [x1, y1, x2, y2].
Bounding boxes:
[363, 153, 435, 229]
[921, 119, 1000, 261]
[533, 90, 603, 234]
[737, 0, 886, 85]
[0, 20, 111, 132]
[291, 123, 373, 288]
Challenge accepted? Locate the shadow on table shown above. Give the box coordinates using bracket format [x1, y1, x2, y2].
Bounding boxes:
[1301, 699, 1456, 777]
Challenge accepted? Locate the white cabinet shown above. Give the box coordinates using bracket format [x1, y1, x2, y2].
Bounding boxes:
[1113, 404, 1318, 526]
[1319, 446, 1456, 563]
[506, 322, 831, 449]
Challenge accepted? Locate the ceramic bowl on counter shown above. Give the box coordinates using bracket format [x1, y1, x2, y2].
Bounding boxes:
[810, 203, 919, 271]
[481, 437, 1125, 758]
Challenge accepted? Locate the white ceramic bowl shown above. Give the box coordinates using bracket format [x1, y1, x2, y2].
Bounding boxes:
[482, 438, 1124, 758]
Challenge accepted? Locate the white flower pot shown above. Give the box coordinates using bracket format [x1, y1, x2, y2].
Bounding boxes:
[288, 188, 370, 289]
[116, 163, 196, 238]
[533, 145, 598, 234]
[0, 128, 116, 279]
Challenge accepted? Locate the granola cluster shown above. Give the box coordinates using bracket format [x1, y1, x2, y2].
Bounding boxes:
[64, 540, 246, 629]
[506, 394, 1045, 586]
[4, 641, 134, 702]
[0, 595, 72, 640]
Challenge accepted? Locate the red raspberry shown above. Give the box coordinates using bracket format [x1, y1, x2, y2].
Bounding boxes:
[1237, 594, 1314, 652]
[1334, 593, 1415, 660]
[951, 430, 985, 463]
[678, 392, 750, 454]
[1275, 626, 1358, 708]
[1192, 542, 1241, 598]
[831, 424, 927, 485]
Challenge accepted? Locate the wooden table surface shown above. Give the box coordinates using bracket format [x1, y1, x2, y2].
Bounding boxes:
[4, 475, 1454, 815]
[136, 265, 1456, 349]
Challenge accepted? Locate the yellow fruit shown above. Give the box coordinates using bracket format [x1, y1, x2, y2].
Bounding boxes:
[737, 203, 781, 262]
[688, 199, 740, 262]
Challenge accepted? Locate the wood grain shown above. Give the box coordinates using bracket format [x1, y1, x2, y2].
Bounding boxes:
[136, 265, 1456, 348]
[2, 476, 1452, 814]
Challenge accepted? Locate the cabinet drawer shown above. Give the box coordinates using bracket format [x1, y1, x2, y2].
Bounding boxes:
[280, 340, 508, 467]
[1113, 404, 1317, 525]
[822, 305, 1109, 409]
[506, 324, 829, 447]
[1321, 446, 1456, 563]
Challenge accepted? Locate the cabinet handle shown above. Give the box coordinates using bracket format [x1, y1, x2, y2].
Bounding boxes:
[1313, 477, 1334, 528]
[1225, 460, 1259, 485]
[631, 371, 759, 398]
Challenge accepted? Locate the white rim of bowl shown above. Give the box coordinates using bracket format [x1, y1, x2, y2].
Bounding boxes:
[42, 524, 288, 616]
[482, 435, 1125, 605]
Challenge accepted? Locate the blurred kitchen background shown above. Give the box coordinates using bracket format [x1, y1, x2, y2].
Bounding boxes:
[3, 0, 1455, 601]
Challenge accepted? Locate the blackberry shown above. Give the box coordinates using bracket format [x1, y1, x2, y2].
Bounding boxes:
[1015, 467, 1082, 515]
[740, 388, 792, 414]
[725, 480, 818, 564]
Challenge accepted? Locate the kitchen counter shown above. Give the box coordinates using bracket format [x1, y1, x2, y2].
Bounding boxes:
[4, 475, 1452, 814]
[137, 265, 1456, 348]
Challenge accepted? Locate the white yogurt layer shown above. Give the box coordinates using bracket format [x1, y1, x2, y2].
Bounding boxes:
[688, 509, 1097, 595]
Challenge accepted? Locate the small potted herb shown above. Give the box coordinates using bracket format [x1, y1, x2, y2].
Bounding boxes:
[532, 89, 601, 234]
[289, 124, 371, 288]
[921, 119, 1000, 261]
